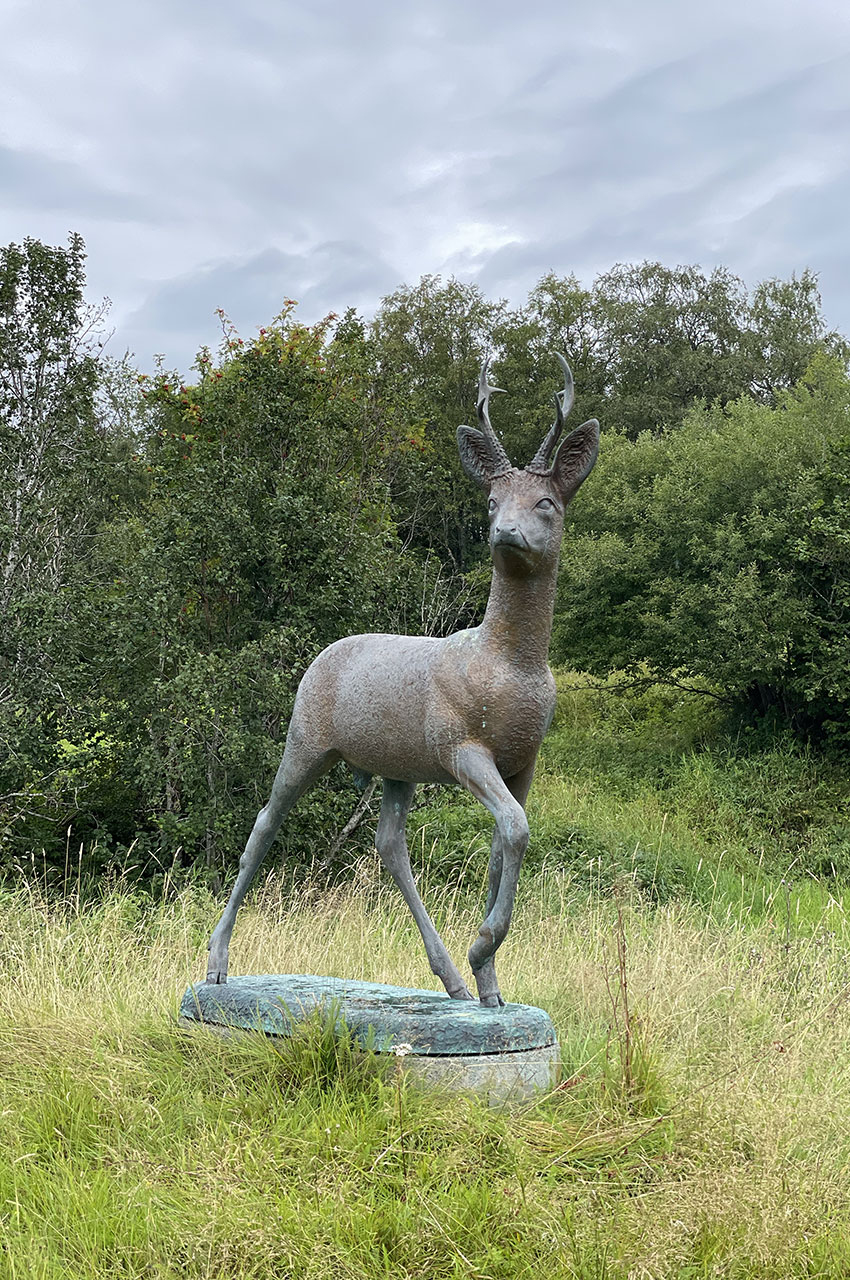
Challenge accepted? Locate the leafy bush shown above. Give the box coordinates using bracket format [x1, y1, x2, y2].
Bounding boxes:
[553, 354, 850, 739]
[1, 307, 416, 873]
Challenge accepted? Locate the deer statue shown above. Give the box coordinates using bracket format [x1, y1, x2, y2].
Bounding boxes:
[206, 355, 599, 1006]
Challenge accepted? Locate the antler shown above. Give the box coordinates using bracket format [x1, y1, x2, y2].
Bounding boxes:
[526, 353, 575, 474]
[477, 359, 512, 477]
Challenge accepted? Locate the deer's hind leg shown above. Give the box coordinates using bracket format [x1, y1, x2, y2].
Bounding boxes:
[376, 778, 474, 1001]
[206, 733, 339, 984]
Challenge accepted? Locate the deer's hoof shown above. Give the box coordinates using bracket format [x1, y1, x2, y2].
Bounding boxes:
[448, 984, 475, 1000]
[205, 969, 228, 985]
[478, 991, 505, 1008]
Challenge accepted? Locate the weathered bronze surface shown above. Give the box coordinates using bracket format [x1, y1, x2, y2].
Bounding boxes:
[207, 356, 599, 1006]
[182, 975, 557, 1055]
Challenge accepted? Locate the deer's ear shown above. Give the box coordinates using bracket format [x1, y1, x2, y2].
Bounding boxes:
[456, 425, 501, 491]
[551, 418, 599, 502]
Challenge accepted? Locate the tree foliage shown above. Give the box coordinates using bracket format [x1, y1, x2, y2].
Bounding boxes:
[0, 233, 109, 609]
[2, 235, 849, 875]
[371, 275, 503, 570]
[553, 353, 850, 737]
[493, 262, 847, 444]
[1, 289, 411, 871]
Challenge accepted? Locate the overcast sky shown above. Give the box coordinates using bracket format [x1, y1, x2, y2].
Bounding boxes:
[2, 0, 849, 374]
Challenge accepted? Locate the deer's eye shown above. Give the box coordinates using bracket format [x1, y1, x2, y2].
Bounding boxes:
[488, 498, 497, 513]
[536, 497, 555, 512]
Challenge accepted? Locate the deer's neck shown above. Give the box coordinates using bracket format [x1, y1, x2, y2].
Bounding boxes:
[478, 557, 558, 670]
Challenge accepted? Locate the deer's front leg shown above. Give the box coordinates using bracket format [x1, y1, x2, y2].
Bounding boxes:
[451, 745, 532, 1007]
[474, 758, 536, 1006]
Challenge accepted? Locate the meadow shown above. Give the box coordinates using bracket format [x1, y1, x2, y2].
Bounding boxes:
[3, 676, 850, 1279]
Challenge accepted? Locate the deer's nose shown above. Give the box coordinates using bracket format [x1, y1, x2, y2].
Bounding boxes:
[493, 524, 527, 550]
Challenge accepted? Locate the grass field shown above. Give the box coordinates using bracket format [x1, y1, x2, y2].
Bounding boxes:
[3, 678, 850, 1278]
[3, 861, 850, 1278]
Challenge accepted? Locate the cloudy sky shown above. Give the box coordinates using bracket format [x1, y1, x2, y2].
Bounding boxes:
[2, 0, 849, 373]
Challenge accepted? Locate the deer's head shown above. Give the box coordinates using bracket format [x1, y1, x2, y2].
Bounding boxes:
[457, 355, 599, 576]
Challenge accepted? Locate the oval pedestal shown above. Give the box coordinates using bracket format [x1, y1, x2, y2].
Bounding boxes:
[180, 974, 559, 1103]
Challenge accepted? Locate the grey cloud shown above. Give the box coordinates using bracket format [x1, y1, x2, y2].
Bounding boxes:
[3, 0, 850, 368]
[115, 239, 399, 370]
[0, 144, 146, 219]
[460, 44, 850, 321]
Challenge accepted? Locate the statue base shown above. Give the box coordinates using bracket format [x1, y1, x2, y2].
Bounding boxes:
[180, 974, 559, 1103]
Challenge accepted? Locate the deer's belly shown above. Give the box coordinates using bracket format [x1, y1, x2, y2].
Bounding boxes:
[316, 634, 458, 784]
[304, 633, 555, 785]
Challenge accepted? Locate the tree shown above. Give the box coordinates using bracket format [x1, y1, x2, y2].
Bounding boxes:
[87, 307, 412, 873]
[0, 234, 123, 864]
[0, 233, 108, 609]
[491, 273, 604, 463]
[370, 276, 503, 571]
[589, 262, 751, 436]
[745, 271, 845, 400]
[552, 354, 850, 738]
[495, 263, 847, 442]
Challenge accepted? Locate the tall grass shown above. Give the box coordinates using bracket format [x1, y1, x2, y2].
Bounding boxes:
[415, 672, 850, 923]
[3, 865, 850, 1278]
[4, 675, 850, 1276]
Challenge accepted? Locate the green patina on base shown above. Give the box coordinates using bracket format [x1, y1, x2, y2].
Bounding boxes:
[180, 974, 557, 1057]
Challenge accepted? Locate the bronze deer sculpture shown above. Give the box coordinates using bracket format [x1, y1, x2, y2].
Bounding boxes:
[206, 356, 599, 1006]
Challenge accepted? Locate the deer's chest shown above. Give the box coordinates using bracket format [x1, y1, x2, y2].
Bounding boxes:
[433, 655, 556, 780]
[479, 670, 555, 775]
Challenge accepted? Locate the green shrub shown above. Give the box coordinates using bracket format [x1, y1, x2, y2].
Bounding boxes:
[553, 355, 850, 740]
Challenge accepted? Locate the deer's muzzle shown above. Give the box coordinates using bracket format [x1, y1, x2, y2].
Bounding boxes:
[493, 527, 529, 551]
